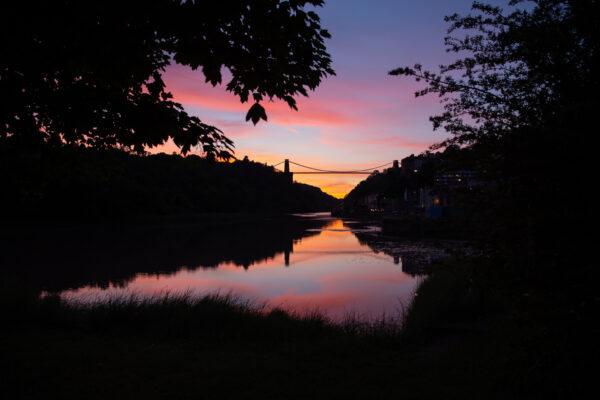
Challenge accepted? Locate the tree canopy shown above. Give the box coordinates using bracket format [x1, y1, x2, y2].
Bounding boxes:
[390, 0, 599, 148]
[389, 0, 599, 266]
[0, 0, 334, 159]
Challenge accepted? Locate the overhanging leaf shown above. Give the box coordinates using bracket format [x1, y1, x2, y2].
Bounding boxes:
[245, 102, 268, 125]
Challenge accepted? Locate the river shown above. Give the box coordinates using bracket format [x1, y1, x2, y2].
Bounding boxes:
[2, 213, 456, 320]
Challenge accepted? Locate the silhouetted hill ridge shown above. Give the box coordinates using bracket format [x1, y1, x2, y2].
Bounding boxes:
[0, 145, 339, 220]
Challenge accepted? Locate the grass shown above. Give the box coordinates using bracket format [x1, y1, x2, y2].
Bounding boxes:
[28, 291, 403, 341]
[1, 256, 597, 399]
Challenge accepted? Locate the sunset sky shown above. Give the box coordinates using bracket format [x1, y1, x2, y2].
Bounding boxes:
[157, 0, 508, 198]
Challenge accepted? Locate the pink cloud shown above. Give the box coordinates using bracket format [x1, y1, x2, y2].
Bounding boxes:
[267, 105, 358, 128]
[355, 136, 435, 150]
[169, 84, 361, 129]
[170, 88, 246, 113]
[165, 66, 406, 131]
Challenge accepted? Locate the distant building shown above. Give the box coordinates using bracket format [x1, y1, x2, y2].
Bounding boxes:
[401, 154, 426, 173]
[434, 170, 479, 187]
[422, 170, 480, 218]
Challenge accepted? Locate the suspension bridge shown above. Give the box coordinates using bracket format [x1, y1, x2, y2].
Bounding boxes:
[271, 159, 399, 176]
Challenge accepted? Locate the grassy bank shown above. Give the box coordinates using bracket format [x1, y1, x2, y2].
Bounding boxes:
[2, 287, 411, 399]
[2, 257, 597, 399]
[401, 255, 598, 398]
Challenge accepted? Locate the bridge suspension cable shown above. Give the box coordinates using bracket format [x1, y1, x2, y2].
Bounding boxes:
[288, 160, 394, 174]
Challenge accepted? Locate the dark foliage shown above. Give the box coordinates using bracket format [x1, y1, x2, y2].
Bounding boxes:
[0, 0, 334, 157]
[0, 144, 338, 220]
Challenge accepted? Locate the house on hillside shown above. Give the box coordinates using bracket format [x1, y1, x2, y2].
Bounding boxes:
[421, 170, 481, 218]
[343, 150, 483, 218]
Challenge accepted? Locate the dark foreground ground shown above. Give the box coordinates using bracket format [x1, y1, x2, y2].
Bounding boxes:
[2, 254, 597, 400]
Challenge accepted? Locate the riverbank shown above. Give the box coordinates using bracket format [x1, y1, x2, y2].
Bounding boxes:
[381, 215, 475, 239]
[2, 254, 596, 399]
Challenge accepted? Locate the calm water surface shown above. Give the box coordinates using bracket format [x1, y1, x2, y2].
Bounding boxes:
[1, 213, 455, 320]
[55, 213, 448, 319]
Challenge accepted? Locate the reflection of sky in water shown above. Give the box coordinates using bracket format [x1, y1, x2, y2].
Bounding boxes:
[62, 219, 420, 320]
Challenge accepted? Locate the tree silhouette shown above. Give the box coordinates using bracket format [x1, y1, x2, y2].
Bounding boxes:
[389, 0, 599, 148]
[0, 0, 334, 158]
[389, 0, 599, 267]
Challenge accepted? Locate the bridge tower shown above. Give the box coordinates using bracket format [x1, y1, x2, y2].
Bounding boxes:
[284, 159, 293, 183]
